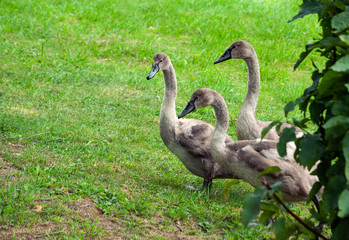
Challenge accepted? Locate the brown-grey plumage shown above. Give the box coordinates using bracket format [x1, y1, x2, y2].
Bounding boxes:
[214, 40, 303, 141]
[146, 53, 239, 190]
[179, 88, 320, 202]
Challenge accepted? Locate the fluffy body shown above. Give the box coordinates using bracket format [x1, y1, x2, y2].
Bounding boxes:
[146, 53, 238, 189]
[180, 88, 319, 202]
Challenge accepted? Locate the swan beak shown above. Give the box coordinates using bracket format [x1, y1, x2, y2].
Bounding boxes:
[178, 100, 196, 119]
[214, 49, 232, 64]
[146, 63, 160, 80]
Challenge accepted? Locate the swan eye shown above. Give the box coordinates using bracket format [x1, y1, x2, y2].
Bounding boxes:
[159, 60, 163, 63]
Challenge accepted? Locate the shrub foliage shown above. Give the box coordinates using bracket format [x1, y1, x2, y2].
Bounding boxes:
[243, 0, 349, 239]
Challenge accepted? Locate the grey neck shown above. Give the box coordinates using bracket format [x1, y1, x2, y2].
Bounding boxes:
[212, 93, 230, 143]
[160, 65, 177, 123]
[241, 54, 260, 113]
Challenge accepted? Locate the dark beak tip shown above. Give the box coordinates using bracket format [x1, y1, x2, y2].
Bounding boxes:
[214, 58, 224, 65]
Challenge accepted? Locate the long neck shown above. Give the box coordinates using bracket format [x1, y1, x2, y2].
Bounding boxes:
[241, 54, 260, 113]
[212, 95, 230, 145]
[160, 64, 177, 124]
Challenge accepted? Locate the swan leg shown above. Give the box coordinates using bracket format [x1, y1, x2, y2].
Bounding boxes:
[199, 178, 212, 192]
[311, 195, 323, 231]
[312, 195, 320, 213]
[195, 178, 212, 195]
[265, 217, 275, 226]
[185, 179, 212, 193]
[202, 178, 212, 197]
[247, 217, 274, 227]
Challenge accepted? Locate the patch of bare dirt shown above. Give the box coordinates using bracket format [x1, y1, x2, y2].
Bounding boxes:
[73, 198, 121, 232]
[0, 222, 62, 240]
[70, 198, 217, 239]
[135, 214, 211, 240]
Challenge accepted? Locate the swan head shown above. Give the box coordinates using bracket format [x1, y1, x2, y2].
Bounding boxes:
[214, 40, 255, 64]
[178, 88, 215, 119]
[146, 52, 171, 80]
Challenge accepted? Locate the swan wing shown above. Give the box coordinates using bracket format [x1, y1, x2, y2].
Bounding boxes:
[175, 119, 213, 158]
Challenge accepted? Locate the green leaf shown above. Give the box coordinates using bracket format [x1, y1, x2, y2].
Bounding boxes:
[305, 70, 321, 96]
[332, 11, 349, 33]
[343, 132, 349, 181]
[334, 1, 346, 10]
[242, 187, 267, 225]
[309, 101, 325, 125]
[260, 201, 279, 212]
[292, 118, 310, 129]
[293, 41, 323, 69]
[294, 38, 338, 69]
[338, 189, 349, 218]
[270, 181, 283, 192]
[276, 223, 298, 240]
[333, 96, 349, 116]
[257, 166, 281, 180]
[261, 121, 280, 139]
[340, 34, 349, 45]
[332, 218, 349, 240]
[323, 116, 349, 140]
[331, 55, 349, 72]
[318, 70, 345, 97]
[309, 181, 322, 200]
[274, 217, 286, 237]
[293, 48, 312, 70]
[288, 0, 322, 23]
[277, 127, 296, 157]
[285, 97, 305, 116]
[324, 175, 347, 212]
[323, 116, 349, 129]
[259, 210, 275, 225]
[316, 159, 330, 183]
[320, 14, 332, 42]
[346, 84, 349, 93]
[222, 179, 240, 200]
[299, 134, 323, 168]
[311, 59, 319, 70]
[265, 182, 283, 202]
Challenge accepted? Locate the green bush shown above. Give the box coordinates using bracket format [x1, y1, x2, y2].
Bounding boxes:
[243, 0, 349, 239]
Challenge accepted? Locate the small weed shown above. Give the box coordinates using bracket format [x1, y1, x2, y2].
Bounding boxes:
[94, 188, 122, 214]
[198, 220, 210, 232]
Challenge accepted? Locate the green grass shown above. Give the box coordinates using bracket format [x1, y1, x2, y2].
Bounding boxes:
[0, 0, 322, 238]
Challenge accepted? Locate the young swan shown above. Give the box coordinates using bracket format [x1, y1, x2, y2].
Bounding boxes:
[146, 53, 239, 191]
[214, 40, 303, 141]
[178, 88, 319, 204]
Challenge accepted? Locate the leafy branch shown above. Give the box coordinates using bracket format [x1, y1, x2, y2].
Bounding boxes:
[263, 181, 328, 240]
[243, 0, 349, 239]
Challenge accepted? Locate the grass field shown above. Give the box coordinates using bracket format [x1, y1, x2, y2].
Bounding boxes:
[0, 0, 321, 239]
